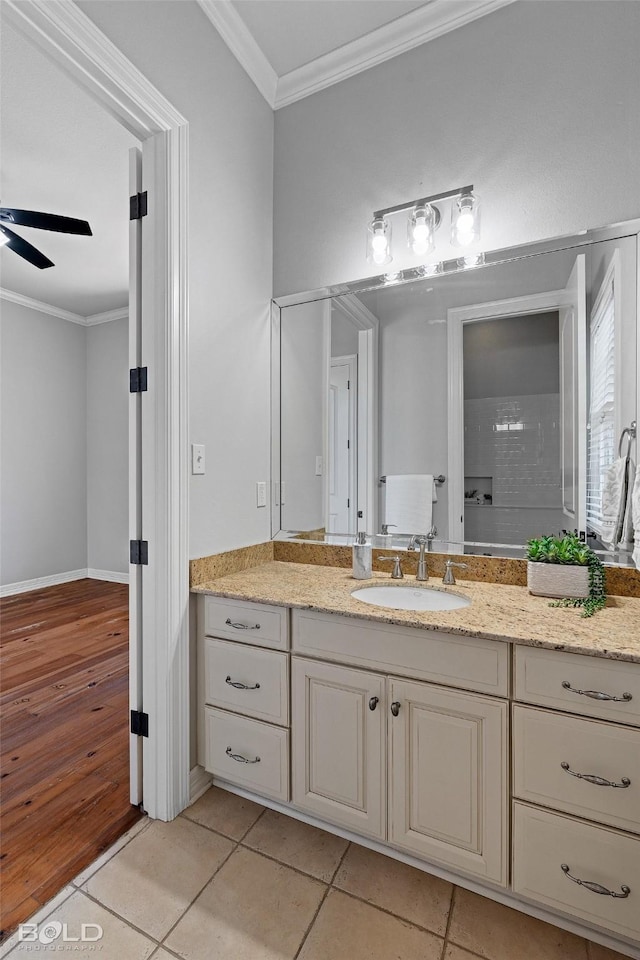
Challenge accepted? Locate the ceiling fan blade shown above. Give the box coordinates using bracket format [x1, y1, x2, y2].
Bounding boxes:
[0, 207, 92, 236]
[0, 225, 54, 269]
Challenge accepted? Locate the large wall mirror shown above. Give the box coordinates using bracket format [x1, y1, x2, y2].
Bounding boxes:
[272, 219, 639, 567]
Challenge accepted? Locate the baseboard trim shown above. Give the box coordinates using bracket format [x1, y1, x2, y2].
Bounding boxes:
[0, 568, 88, 597]
[87, 568, 129, 584]
[188, 765, 213, 805]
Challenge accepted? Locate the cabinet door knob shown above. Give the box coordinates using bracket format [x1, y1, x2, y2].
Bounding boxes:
[369, 696, 379, 711]
[390, 701, 401, 717]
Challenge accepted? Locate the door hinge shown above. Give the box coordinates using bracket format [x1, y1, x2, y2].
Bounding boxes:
[347, 380, 350, 390]
[129, 367, 148, 393]
[130, 710, 149, 737]
[129, 191, 148, 220]
[347, 498, 350, 508]
[347, 439, 350, 449]
[130, 540, 149, 565]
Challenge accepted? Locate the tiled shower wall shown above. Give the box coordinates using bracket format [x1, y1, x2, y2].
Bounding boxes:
[464, 394, 566, 545]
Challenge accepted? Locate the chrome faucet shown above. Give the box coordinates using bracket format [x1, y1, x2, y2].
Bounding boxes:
[442, 560, 468, 585]
[408, 527, 436, 582]
[378, 555, 404, 579]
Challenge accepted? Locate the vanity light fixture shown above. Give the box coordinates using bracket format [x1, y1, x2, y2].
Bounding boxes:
[0, 228, 10, 248]
[366, 216, 393, 266]
[367, 184, 479, 266]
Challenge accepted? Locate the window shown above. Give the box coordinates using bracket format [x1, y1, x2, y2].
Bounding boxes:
[586, 254, 619, 535]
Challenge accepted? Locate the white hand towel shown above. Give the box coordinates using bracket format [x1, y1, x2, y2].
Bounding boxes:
[601, 457, 634, 549]
[631, 465, 640, 570]
[385, 475, 434, 534]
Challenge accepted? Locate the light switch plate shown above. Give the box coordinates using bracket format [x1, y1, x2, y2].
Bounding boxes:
[191, 443, 205, 475]
[256, 481, 267, 507]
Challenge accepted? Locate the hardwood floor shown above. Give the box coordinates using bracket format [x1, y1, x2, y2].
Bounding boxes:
[0, 579, 141, 939]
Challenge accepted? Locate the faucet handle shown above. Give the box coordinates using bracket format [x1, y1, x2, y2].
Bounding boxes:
[381, 524, 397, 536]
[442, 560, 468, 585]
[378, 555, 404, 579]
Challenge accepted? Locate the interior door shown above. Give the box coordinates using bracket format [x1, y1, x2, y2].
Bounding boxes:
[128, 146, 143, 806]
[559, 254, 587, 532]
[328, 355, 357, 533]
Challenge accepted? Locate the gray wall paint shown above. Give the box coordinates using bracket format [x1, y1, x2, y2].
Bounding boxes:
[281, 300, 325, 531]
[331, 309, 359, 357]
[78, 0, 275, 560]
[1, 300, 88, 584]
[463, 313, 560, 400]
[274, 1, 640, 295]
[86, 318, 128, 574]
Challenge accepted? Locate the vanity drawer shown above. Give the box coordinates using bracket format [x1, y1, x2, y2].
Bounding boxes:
[513, 706, 640, 834]
[292, 609, 509, 697]
[204, 706, 289, 802]
[514, 647, 640, 726]
[204, 639, 289, 726]
[204, 596, 289, 649]
[513, 802, 640, 942]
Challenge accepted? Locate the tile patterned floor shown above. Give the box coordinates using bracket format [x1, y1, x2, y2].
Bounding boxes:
[1, 786, 635, 960]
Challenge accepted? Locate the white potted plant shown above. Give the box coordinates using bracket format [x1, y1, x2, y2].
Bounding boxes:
[526, 533, 607, 617]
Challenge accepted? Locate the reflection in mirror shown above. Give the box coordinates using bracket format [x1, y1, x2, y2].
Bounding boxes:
[275, 222, 639, 566]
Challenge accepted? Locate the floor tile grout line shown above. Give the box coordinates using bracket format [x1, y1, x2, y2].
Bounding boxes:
[70, 815, 151, 887]
[158, 838, 241, 948]
[237, 837, 344, 886]
[292, 842, 352, 960]
[441, 884, 458, 959]
[66, 886, 165, 949]
[327, 885, 448, 944]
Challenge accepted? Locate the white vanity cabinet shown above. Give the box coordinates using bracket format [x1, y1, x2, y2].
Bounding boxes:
[512, 646, 640, 945]
[291, 657, 386, 839]
[197, 592, 640, 956]
[290, 610, 509, 884]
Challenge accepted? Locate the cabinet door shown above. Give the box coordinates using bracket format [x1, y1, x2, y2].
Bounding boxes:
[389, 677, 508, 885]
[292, 657, 385, 839]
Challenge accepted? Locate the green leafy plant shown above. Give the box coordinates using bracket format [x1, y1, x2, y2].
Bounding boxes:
[526, 532, 607, 618]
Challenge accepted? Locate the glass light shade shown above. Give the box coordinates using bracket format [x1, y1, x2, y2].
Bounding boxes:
[407, 204, 436, 256]
[366, 217, 392, 266]
[451, 191, 480, 247]
[0, 229, 10, 248]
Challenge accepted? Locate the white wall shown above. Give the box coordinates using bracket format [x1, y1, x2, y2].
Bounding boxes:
[86, 318, 129, 575]
[273, 1, 640, 296]
[0, 300, 87, 585]
[78, 0, 274, 560]
[280, 300, 326, 531]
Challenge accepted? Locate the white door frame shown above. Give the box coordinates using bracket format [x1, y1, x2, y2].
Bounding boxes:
[331, 296, 379, 534]
[3, 0, 190, 820]
[329, 354, 358, 534]
[447, 290, 566, 544]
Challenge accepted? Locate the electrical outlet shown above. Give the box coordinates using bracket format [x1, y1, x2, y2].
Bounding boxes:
[191, 443, 205, 475]
[315, 456, 323, 476]
[256, 481, 267, 508]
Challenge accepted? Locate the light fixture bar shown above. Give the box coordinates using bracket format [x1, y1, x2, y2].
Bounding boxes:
[373, 184, 473, 220]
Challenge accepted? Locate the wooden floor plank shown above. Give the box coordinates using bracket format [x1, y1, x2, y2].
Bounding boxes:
[0, 580, 140, 941]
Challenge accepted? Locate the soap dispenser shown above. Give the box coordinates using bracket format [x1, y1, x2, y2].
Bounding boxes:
[352, 531, 372, 580]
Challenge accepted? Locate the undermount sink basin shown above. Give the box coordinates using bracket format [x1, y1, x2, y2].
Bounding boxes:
[351, 584, 472, 612]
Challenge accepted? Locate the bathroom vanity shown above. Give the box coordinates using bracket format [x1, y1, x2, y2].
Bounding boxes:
[194, 561, 640, 958]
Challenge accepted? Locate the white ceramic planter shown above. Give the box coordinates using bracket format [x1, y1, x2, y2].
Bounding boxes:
[527, 561, 590, 599]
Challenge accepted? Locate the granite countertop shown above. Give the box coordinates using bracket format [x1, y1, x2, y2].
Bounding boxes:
[191, 561, 640, 664]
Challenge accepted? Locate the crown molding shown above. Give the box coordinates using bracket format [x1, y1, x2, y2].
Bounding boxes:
[196, 0, 278, 107]
[0, 288, 86, 324]
[275, 0, 516, 108]
[85, 306, 128, 325]
[0, 289, 127, 325]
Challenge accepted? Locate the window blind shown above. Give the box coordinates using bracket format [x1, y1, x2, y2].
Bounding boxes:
[586, 275, 616, 533]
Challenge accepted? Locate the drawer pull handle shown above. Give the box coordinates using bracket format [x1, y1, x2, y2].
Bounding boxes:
[225, 676, 261, 691]
[561, 864, 630, 898]
[369, 696, 379, 711]
[225, 618, 261, 631]
[561, 762, 631, 789]
[225, 746, 261, 764]
[561, 681, 632, 703]
[390, 701, 401, 717]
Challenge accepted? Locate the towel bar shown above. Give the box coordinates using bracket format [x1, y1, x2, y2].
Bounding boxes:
[380, 474, 445, 484]
[618, 421, 637, 459]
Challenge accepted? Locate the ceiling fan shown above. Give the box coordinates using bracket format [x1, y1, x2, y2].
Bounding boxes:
[0, 206, 92, 269]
